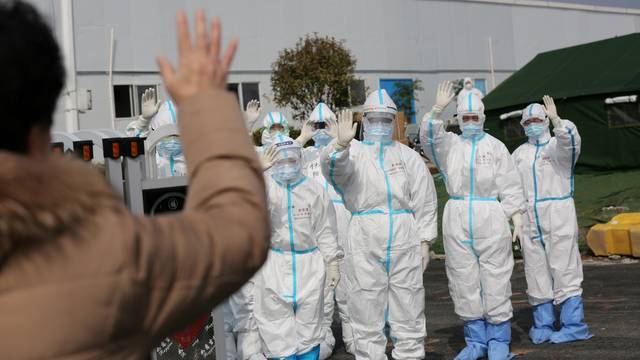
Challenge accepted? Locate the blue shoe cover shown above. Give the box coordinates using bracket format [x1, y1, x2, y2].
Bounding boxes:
[454, 319, 487, 360]
[530, 301, 555, 344]
[550, 296, 593, 344]
[487, 321, 515, 360]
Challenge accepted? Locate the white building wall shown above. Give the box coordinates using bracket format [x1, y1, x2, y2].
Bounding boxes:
[26, 0, 640, 132]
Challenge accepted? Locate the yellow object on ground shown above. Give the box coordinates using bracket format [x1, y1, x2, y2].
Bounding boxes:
[587, 213, 640, 256]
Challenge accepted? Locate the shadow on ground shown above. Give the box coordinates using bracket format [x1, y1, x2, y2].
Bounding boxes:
[329, 259, 640, 359]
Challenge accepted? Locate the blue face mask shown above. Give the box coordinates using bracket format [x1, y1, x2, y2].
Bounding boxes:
[365, 122, 394, 142]
[525, 124, 547, 139]
[312, 130, 332, 147]
[273, 162, 302, 183]
[157, 136, 183, 158]
[461, 122, 484, 139]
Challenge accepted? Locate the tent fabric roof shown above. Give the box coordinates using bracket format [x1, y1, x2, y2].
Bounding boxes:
[483, 33, 640, 111]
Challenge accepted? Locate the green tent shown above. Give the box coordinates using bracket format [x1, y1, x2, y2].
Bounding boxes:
[483, 33, 640, 172]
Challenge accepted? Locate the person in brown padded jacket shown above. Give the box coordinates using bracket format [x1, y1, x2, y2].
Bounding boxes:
[0, 2, 270, 359]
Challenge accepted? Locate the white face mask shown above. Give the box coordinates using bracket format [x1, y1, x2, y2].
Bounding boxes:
[272, 160, 302, 183]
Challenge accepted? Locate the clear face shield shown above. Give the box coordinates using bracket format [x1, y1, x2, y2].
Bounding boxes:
[272, 143, 302, 183]
[156, 135, 183, 158]
[363, 112, 395, 142]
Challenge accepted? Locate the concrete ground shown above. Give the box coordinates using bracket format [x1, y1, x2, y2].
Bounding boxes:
[328, 258, 640, 359]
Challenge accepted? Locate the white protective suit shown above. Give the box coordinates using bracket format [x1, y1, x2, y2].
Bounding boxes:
[255, 136, 343, 359]
[511, 103, 583, 306]
[301, 103, 354, 357]
[420, 93, 524, 325]
[258, 111, 290, 152]
[125, 100, 186, 178]
[321, 90, 438, 360]
[223, 282, 264, 360]
[457, 77, 484, 105]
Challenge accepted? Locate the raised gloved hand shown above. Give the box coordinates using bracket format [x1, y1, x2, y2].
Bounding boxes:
[543, 95, 562, 129]
[327, 261, 341, 288]
[433, 81, 456, 115]
[260, 145, 278, 171]
[244, 99, 261, 131]
[296, 118, 315, 146]
[511, 212, 524, 249]
[333, 109, 357, 151]
[421, 240, 431, 272]
[140, 88, 161, 125]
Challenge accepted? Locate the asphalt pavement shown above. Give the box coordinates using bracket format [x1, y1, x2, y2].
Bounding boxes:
[329, 258, 640, 359]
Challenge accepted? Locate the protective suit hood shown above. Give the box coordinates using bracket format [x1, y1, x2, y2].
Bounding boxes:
[456, 93, 486, 127]
[362, 89, 397, 116]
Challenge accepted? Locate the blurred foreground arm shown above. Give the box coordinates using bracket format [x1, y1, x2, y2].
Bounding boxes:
[134, 10, 269, 342]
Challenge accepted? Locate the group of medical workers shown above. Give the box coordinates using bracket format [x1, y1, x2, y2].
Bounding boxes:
[126, 76, 591, 360]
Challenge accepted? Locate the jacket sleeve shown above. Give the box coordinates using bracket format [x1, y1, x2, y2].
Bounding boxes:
[552, 119, 581, 175]
[320, 142, 355, 202]
[314, 186, 343, 263]
[495, 141, 525, 218]
[406, 150, 438, 244]
[419, 110, 458, 179]
[125, 88, 270, 343]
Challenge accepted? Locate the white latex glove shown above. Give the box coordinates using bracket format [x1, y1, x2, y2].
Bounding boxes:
[327, 261, 340, 288]
[333, 109, 357, 151]
[296, 118, 315, 146]
[421, 240, 431, 272]
[244, 99, 261, 131]
[141, 88, 161, 123]
[543, 95, 562, 129]
[511, 212, 523, 248]
[260, 145, 277, 171]
[433, 81, 456, 114]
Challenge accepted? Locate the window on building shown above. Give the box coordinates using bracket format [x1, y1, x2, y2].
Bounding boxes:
[503, 118, 526, 140]
[114, 85, 133, 118]
[350, 79, 366, 106]
[241, 82, 260, 109]
[474, 78, 487, 96]
[227, 82, 260, 110]
[607, 102, 640, 128]
[114, 84, 159, 119]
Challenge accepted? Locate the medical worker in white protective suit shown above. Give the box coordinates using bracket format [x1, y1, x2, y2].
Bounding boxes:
[420, 81, 525, 360]
[126, 88, 186, 178]
[457, 77, 484, 104]
[255, 135, 343, 359]
[512, 96, 592, 345]
[258, 111, 290, 152]
[320, 89, 438, 360]
[295, 103, 354, 357]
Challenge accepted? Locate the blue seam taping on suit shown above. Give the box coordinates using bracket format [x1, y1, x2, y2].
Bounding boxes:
[268, 112, 275, 127]
[378, 142, 394, 327]
[467, 92, 472, 112]
[532, 141, 545, 247]
[378, 89, 384, 105]
[270, 246, 318, 254]
[450, 196, 498, 201]
[428, 117, 448, 183]
[319, 103, 324, 121]
[169, 157, 175, 176]
[286, 182, 298, 314]
[567, 127, 577, 196]
[468, 136, 479, 258]
[329, 152, 347, 201]
[167, 100, 177, 124]
[351, 209, 414, 216]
